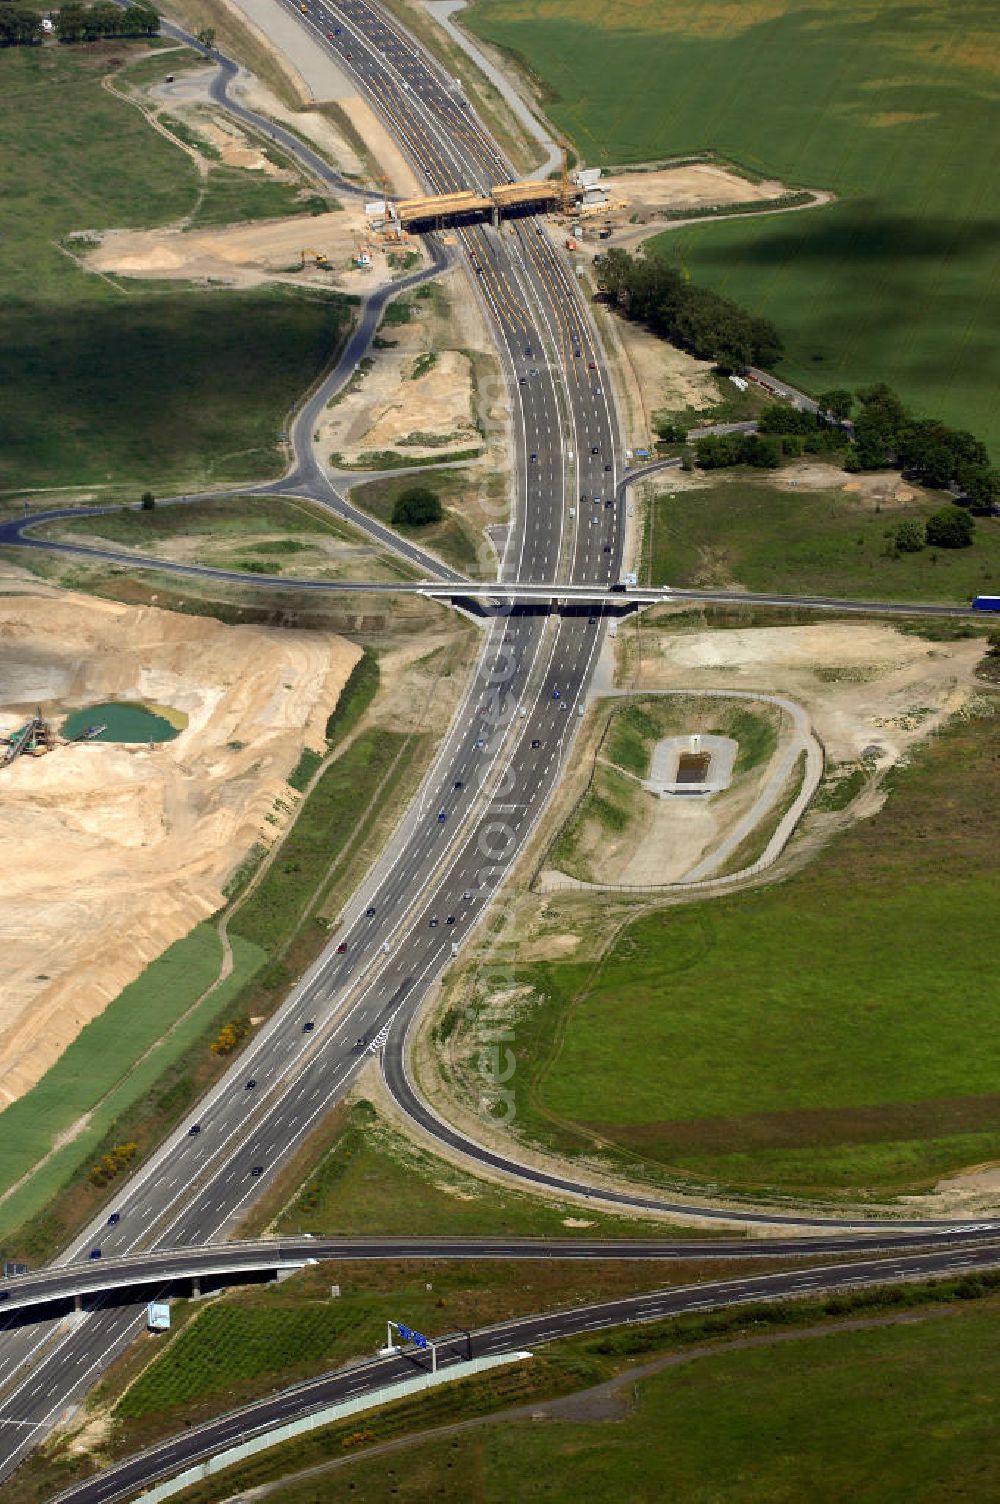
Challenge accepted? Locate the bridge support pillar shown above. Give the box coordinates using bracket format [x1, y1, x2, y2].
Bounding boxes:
[191, 1276, 202, 1299]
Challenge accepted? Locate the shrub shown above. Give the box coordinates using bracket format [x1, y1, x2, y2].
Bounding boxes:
[893, 519, 925, 553]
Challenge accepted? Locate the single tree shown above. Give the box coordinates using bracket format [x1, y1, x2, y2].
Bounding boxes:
[140, 491, 156, 511]
[819, 389, 853, 422]
[392, 485, 442, 526]
[924, 505, 974, 549]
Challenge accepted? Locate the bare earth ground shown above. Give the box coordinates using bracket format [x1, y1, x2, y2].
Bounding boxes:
[599, 162, 792, 216]
[624, 618, 982, 772]
[320, 265, 500, 463]
[87, 206, 421, 293]
[0, 576, 359, 1109]
[218, 0, 422, 194]
[150, 63, 368, 182]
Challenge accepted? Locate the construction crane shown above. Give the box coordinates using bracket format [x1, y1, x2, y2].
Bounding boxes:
[300, 248, 331, 269]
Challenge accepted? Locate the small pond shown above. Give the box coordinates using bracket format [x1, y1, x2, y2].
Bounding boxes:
[62, 701, 186, 744]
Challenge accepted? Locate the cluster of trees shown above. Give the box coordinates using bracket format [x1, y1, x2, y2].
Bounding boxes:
[693, 405, 847, 470]
[824, 385, 999, 509]
[0, 1, 158, 47]
[391, 485, 442, 526]
[695, 431, 781, 470]
[88, 1140, 139, 1188]
[887, 507, 976, 554]
[594, 248, 783, 371]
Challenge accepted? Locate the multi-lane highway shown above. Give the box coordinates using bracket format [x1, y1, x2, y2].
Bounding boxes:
[0, 0, 993, 1485]
[0, 0, 629, 1477]
[49, 1235, 1000, 1504]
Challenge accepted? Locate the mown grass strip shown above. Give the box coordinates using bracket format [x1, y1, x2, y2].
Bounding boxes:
[229, 727, 408, 956]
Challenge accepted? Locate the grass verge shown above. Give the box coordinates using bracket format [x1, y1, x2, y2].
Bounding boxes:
[501, 693, 1000, 1198]
[648, 476, 1000, 603]
[348, 467, 497, 579]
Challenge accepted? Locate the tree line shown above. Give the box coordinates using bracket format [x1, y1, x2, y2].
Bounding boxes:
[0, 0, 158, 46]
[594, 246, 784, 371]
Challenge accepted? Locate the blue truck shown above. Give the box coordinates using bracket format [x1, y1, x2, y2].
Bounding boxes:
[972, 596, 1000, 612]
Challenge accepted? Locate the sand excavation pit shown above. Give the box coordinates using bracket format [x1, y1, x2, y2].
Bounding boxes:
[88, 204, 418, 292]
[0, 582, 360, 1110]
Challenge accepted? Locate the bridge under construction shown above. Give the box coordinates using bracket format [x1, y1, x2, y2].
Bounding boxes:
[391, 177, 573, 231]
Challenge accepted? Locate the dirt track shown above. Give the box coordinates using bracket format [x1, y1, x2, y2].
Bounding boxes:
[0, 579, 359, 1109]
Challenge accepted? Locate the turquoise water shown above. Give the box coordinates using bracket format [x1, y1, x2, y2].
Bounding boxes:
[62, 701, 183, 743]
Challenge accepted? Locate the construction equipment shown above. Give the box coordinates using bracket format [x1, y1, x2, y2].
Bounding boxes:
[2, 708, 56, 767]
[300, 248, 331, 269]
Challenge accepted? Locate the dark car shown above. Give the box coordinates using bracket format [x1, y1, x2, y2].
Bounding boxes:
[604, 463, 613, 472]
[250, 1166, 264, 1177]
[336, 941, 348, 953]
[518, 376, 527, 385]
[552, 689, 560, 699]
[588, 361, 596, 370]
[107, 1212, 120, 1226]
[189, 1124, 201, 1136]
[592, 446, 600, 455]
[429, 916, 439, 927]
[446, 915, 456, 925]
[453, 779, 464, 789]
[530, 453, 538, 462]
[245, 1078, 256, 1090]
[437, 810, 447, 822]
[0, 1292, 8, 1303]
[365, 905, 376, 916]
[525, 346, 533, 356]
[89, 1249, 102, 1260]
[531, 738, 541, 748]
[303, 1020, 315, 1032]
[603, 544, 612, 553]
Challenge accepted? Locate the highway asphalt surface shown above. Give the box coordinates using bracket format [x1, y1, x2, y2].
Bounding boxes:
[4, 1230, 1000, 1320]
[50, 1237, 1000, 1504]
[0, 0, 626, 1476]
[0, 0, 992, 1486]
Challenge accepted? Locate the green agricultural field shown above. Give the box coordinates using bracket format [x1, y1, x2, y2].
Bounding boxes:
[648, 476, 1000, 602]
[0, 926, 264, 1246]
[508, 694, 1000, 1198]
[0, 45, 349, 494]
[300, 1297, 1000, 1504]
[465, 0, 1000, 451]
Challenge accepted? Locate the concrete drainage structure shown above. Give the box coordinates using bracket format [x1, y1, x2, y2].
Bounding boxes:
[644, 733, 737, 798]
